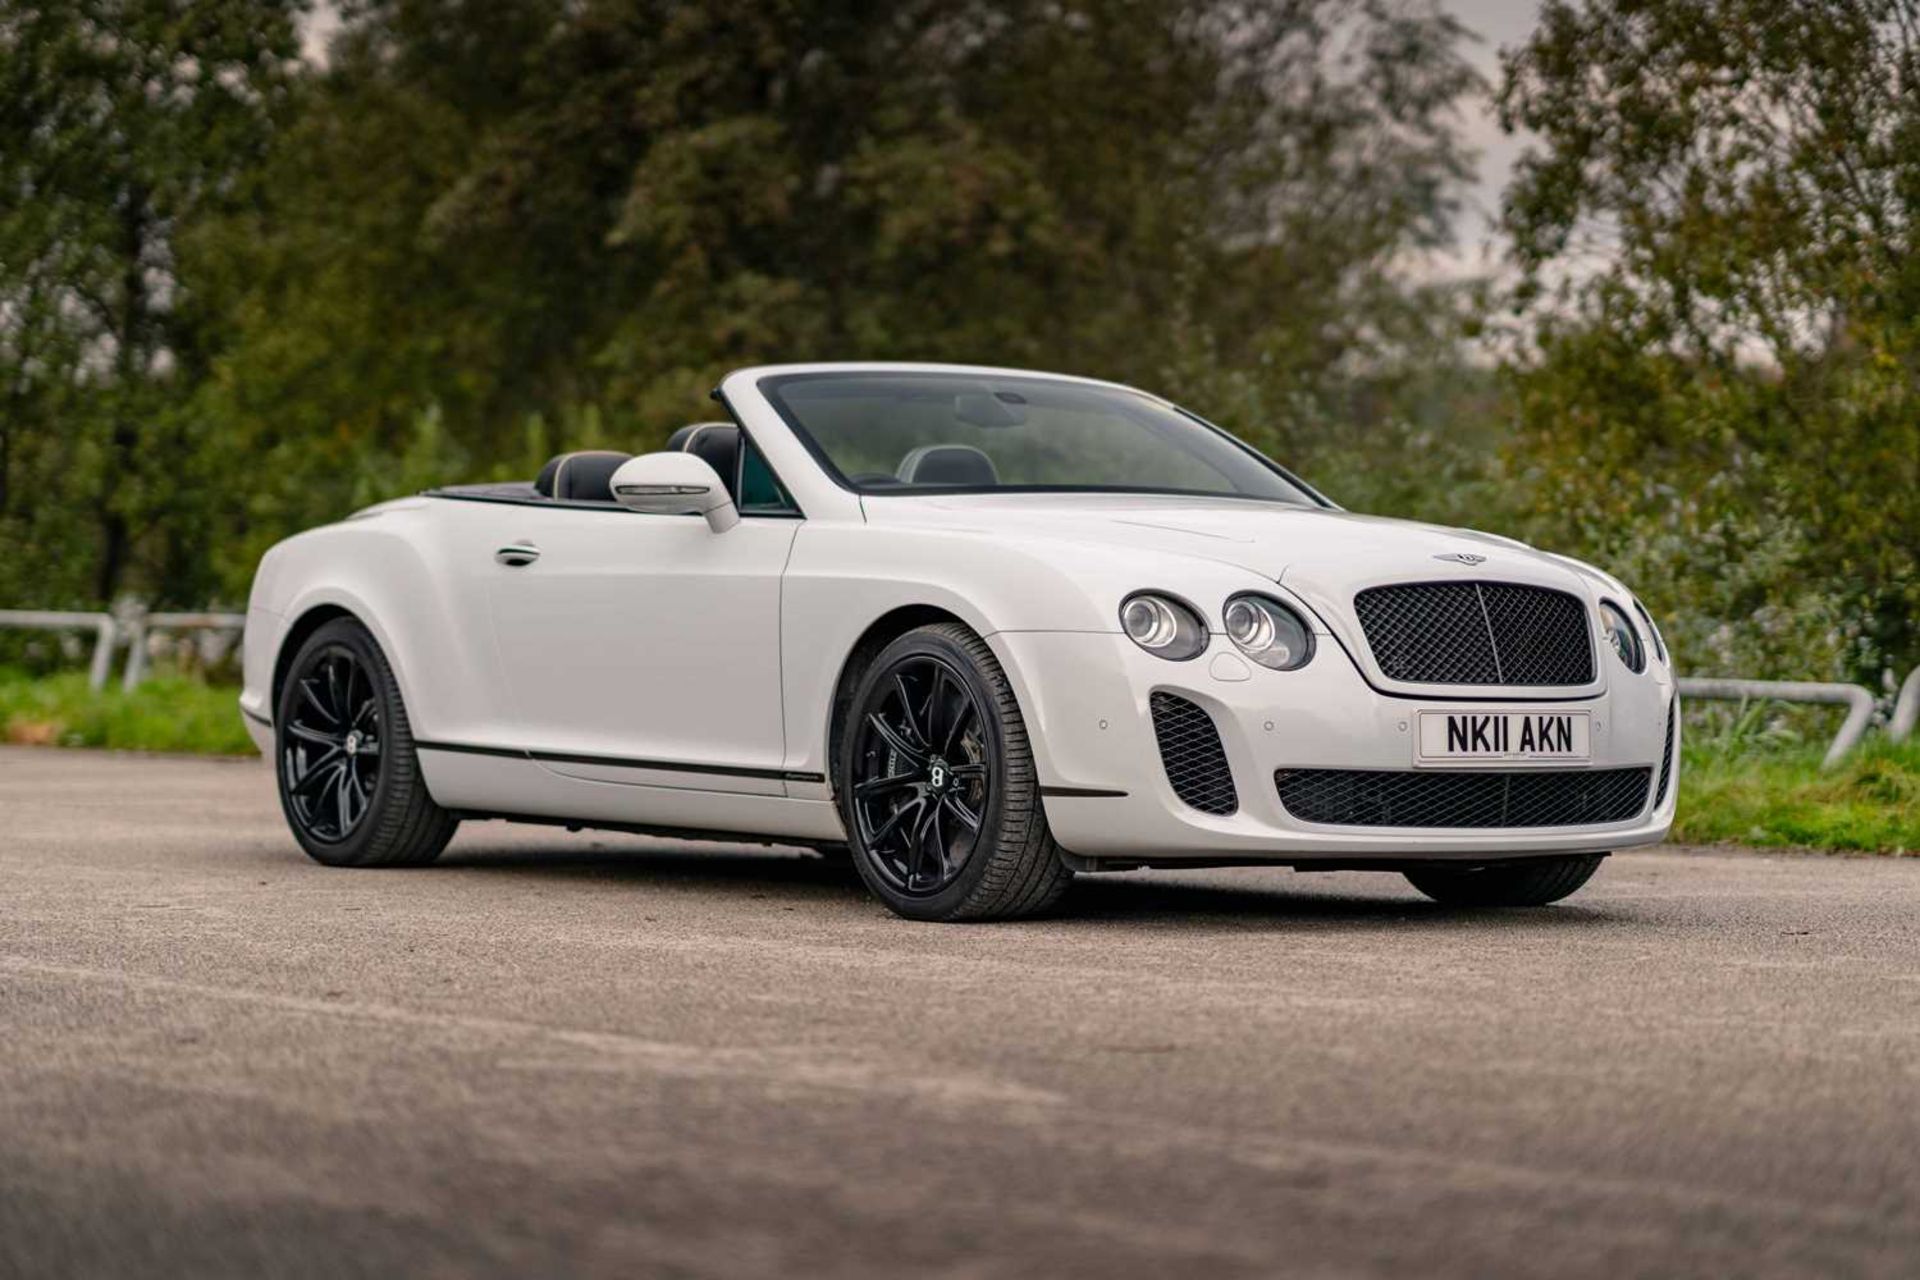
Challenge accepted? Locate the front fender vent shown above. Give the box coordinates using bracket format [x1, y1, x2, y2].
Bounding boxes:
[1654, 697, 1678, 809]
[1149, 692, 1237, 815]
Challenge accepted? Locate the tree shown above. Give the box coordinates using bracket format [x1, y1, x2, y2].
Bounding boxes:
[1498, 0, 1920, 683]
[0, 0, 304, 606]
[193, 0, 1480, 584]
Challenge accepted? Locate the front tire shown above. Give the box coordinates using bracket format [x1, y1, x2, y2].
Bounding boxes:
[1403, 854, 1604, 907]
[274, 617, 458, 868]
[837, 623, 1072, 921]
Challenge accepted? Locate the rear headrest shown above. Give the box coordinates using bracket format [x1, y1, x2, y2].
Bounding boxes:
[534, 450, 633, 502]
[665, 422, 742, 500]
[896, 444, 999, 487]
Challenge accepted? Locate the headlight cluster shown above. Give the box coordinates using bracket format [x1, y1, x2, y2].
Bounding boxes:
[1119, 593, 1208, 661]
[1598, 600, 1646, 673]
[1223, 594, 1313, 670]
[1120, 592, 1314, 670]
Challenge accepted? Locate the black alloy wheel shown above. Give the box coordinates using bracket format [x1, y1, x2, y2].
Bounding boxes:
[274, 617, 458, 868]
[838, 623, 1073, 921]
[282, 643, 381, 842]
[850, 654, 992, 897]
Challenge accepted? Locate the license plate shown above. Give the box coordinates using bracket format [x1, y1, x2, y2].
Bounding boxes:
[1416, 710, 1590, 765]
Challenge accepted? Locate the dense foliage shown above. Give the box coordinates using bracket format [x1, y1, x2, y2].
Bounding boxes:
[1498, 0, 1920, 687]
[2, 0, 1915, 698]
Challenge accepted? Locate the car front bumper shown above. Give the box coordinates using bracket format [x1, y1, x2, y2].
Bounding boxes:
[990, 630, 1677, 865]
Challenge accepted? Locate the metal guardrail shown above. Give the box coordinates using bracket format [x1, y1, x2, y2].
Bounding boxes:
[119, 611, 247, 691]
[6, 605, 1919, 760]
[1893, 666, 1920, 744]
[1676, 678, 1877, 769]
[0, 611, 119, 691]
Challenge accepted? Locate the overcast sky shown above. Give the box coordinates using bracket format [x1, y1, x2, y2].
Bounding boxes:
[1444, 0, 1545, 276]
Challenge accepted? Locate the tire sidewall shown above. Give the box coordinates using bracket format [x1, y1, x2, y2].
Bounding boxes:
[837, 627, 1022, 921]
[274, 619, 397, 866]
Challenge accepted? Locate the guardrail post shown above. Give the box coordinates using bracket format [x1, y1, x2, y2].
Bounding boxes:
[1675, 678, 1877, 769]
[1891, 666, 1920, 744]
[88, 617, 118, 693]
[118, 602, 150, 692]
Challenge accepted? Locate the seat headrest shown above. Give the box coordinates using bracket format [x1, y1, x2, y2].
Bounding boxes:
[665, 422, 742, 501]
[534, 450, 633, 502]
[896, 444, 999, 487]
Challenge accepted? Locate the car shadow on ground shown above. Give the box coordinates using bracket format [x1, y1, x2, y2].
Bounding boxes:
[428, 840, 1626, 929]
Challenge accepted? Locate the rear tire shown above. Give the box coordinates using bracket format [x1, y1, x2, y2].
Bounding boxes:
[274, 617, 458, 868]
[1403, 853, 1604, 907]
[837, 623, 1072, 921]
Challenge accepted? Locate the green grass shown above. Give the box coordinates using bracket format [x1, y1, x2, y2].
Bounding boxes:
[0, 669, 255, 755]
[1, 670, 1915, 852]
[1674, 740, 1920, 854]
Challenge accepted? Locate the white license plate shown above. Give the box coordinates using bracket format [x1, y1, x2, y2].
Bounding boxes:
[1416, 711, 1590, 765]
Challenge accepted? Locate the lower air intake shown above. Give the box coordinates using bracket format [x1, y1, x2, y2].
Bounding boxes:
[1149, 692, 1237, 815]
[1275, 767, 1652, 828]
[1654, 699, 1678, 808]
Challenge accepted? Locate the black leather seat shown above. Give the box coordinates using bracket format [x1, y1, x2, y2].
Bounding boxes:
[534, 450, 633, 502]
[665, 422, 742, 501]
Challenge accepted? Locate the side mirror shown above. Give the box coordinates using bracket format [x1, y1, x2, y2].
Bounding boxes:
[608, 452, 739, 533]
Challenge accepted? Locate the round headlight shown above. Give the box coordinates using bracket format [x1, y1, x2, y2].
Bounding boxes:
[1223, 594, 1314, 671]
[1599, 601, 1645, 673]
[1119, 593, 1207, 661]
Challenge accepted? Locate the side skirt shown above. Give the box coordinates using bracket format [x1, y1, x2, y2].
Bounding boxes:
[450, 810, 826, 850]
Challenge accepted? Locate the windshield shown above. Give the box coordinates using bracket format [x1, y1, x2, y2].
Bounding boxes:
[759, 371, 1323, 505]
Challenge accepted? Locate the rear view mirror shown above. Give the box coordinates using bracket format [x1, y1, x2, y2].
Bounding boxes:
[608, 452, 739, 533]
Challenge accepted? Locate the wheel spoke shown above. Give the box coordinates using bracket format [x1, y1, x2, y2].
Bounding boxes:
[286, 722, 340, 749]
[891, 672, 927, 746]
[920, 669, 952, 754]
[292, 752, 344, 795]
[855, 770, 920, 799]
[940, 792, 981, 832]
[333, 761, 356, 832]
[325, 657, 347, 723]
[948, 761, 986, 779]
[298, 678, 338, 726]
[926, 801, 948, 876]
[866, 713, 926, 765]
[868, 795, 920, 853]
[906, 800, 940, 887]
[941, 693, 976, 757]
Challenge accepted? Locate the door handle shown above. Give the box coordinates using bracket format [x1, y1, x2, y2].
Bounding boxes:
[495, 543, 541, 567]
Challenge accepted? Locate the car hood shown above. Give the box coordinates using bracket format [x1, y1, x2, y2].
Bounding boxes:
[859, 493, 1601, 614]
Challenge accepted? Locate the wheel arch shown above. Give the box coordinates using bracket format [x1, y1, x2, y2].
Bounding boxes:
[270, 604, 358, 722]
[825, 604, 971, 796]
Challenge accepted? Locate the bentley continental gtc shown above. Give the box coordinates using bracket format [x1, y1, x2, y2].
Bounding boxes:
[240, 363, 1677, 920]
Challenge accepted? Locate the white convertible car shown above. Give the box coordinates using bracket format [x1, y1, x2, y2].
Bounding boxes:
[240, 363, 1676, 920]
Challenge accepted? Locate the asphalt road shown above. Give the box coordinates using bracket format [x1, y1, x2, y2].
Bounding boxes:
[4, 746, 1919, 1278]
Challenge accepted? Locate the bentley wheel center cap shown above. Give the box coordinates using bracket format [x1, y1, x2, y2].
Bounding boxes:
[345, 731, 362, 757]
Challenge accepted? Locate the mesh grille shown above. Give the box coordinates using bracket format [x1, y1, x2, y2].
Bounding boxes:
[1354, 581, 1594, 686]
[1275, 767, 1651, 828]
[1654, 698, 1678, 808]
[1149, 692, 1237, 815]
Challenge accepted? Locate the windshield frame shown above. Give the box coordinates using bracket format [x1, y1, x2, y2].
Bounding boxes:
[755, 370, 1337, 510]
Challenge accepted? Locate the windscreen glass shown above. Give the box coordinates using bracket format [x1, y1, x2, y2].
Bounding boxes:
[760, 372, 1319, 505]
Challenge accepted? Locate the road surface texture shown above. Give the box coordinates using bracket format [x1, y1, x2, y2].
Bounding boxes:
[3, 746, 1918, 1278]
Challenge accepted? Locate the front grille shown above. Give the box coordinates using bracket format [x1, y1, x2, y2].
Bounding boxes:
[1149, 692, 1237, 815]
[1654, 698, 1678, 808]
[1275, 767, 1651, 828]
[1354, 581, 1595, 686]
